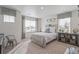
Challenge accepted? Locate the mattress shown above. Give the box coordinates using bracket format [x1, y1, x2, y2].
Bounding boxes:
[31, 32, 57, 43]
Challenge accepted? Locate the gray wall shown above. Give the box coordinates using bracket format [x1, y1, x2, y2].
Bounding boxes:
[0, 7, 22, 43]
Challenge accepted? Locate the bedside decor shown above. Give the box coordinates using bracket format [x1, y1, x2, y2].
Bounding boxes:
[73, 28, 79, 33]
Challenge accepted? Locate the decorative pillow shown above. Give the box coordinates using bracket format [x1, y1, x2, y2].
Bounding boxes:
[45, 28, 51, 33]
[50, 27, 55, 33]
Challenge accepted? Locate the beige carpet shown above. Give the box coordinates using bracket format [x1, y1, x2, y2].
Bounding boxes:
[8, 39, 79, 54]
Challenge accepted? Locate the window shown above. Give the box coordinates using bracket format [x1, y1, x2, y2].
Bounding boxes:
[4, 15, 15, 23]
[25, 19, 36, 32]
[58, 17, 71, 33]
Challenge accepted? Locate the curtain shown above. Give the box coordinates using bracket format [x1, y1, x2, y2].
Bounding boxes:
[22, 16, 26, 39]
[36, 18, 41, 32]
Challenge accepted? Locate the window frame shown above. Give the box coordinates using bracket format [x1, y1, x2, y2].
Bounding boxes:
[3, 14, 15, 23]
[58, 17, 71, 33]
[24, 19, 36, 32]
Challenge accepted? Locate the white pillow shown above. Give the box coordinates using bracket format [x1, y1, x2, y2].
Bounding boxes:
[50, 27, 55, 33]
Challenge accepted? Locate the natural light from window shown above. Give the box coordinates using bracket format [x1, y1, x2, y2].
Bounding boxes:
[25, 20, 36, 32]
[4, 15, 15, 23]
[58, 17, 70, 33]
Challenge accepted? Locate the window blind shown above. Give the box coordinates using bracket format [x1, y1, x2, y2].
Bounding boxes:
[1, 7, 16, 17]
[25, 16, 36, 21]
[57, 12, 72, 19]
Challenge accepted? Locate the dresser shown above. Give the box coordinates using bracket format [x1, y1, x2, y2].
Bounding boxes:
[58, 32, 79, 46]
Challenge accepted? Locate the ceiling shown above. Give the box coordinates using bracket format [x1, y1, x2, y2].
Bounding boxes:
[1, 5, 78, 18]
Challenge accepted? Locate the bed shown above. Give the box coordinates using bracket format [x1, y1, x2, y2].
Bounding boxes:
[31, 32, 57, 48]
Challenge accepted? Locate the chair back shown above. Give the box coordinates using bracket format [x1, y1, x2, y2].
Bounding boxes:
[0, 34, 4, 45]
[6, 35, 15, 41]
[0, 34, 4, 54]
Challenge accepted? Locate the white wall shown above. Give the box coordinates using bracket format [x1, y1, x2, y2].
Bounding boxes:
[41, 10, 79, 33]
[41, 15, 57, 32]
[71, 10, 79, 32]
[0, 7, 22, 43]
[15, 11, 22, 43]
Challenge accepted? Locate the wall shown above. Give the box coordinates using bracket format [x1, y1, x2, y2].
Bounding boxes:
[0, 7, 22, 43]
[71, 10, 79, 32]
[15, 11, 22, 43]
[41, 10, 79, 33]
[41, 15, 57, 32]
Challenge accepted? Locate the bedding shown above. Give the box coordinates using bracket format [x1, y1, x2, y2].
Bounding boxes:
[31, 32, 57, 48]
